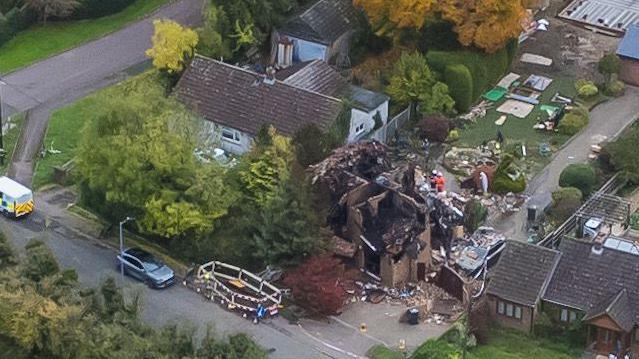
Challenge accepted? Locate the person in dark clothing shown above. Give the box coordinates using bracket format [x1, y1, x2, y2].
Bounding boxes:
[496, 130, 505, 144]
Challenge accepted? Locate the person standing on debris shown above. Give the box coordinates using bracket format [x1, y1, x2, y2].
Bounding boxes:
[436, 172, 446, 193]
[429, 170, 438, 191]
[496, 130, 505, 144]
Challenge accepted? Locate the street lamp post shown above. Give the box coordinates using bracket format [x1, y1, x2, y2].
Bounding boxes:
[119, 217, 135, 278]
[0, 79, 6, 165]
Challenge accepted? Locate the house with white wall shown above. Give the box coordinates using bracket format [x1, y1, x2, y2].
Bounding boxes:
[271, 0, 361, 68]
[175, 56, 389, 155]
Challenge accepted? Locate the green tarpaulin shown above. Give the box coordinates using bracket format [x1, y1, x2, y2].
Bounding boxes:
[483, 87, 508, 102]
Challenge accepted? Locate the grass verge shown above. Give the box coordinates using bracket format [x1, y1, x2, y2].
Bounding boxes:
[0, 0, 168, 74]
[367, 345, 405, 359]
[1, 112, 25, 174]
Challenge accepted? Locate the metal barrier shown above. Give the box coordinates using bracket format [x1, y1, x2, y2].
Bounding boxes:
[195, 261, 282, 312]
[367, 106, 411, 143]
[537, 173, 626, 248]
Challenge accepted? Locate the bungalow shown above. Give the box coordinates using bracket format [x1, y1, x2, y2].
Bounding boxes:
[271, 0, 360, 68]
[486, 237, 639, 356]
[617, 25, 639, 86]
[175, 55, 388, 154]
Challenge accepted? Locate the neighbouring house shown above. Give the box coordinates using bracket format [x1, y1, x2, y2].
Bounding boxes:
[176, 56, 389, 154]
[485, 241, 560, 333]
[271, 0, 360, 68]
[617, 25, 639, 86]
[487, 236, 639, 356]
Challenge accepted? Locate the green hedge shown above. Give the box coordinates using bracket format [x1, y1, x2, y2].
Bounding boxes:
[0, 7, 37, 48]
[444, 64, 473, 113]
[73, 0, 137, 19]
[427, 47, 511, 103]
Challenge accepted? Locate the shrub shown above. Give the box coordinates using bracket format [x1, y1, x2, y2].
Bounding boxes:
[446, 129, 459, 142]
[0, 232, 16, 269]
[293, 124, 329, 167]
[418, 115, 450, 142]
[464, 199, 487, 233]
[73, 0, 136, 19]
[605, 79, 625, 97]
[492, 154, 526, 194]
[575, 80, 598, 98]
[549, 187, 582, 222]
[22, 239, 60, 282]
[283, 255, 346, 316]
[601, 124, 639, 184]
[559, 164, 597, 196]
[558, 109, 589, 135]
[598, 53, 621, 83]
[444, 64, 473, 113]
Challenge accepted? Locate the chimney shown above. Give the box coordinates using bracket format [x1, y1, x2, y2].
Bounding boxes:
[591, 232, 606, 255]
[263, 66, 276, 85]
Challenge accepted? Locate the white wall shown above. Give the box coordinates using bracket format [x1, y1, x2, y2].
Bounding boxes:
[200, 121, 253, 155]
[347, 101, 389, 143]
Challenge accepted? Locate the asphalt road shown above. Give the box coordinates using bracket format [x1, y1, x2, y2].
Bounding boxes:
[0, 188, 378, 358]
[2, 0, 204, 185]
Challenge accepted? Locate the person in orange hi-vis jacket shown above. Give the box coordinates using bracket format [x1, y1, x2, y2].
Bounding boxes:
[435, 172, 446, 192]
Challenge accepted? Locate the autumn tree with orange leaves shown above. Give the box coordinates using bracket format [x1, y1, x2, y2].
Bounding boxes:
[354, 0, 527, 53]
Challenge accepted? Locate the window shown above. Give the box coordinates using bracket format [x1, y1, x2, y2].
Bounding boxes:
[560, 308, 579, 323]
[355, 123, 365, 134]
[125, 256, 143, 270]
[221, 129, 241, 143]
[496, 299, 523, 320]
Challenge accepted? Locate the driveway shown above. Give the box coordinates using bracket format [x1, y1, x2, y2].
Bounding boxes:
[491, 87, 639, 240]
[2, 0, 204, 185]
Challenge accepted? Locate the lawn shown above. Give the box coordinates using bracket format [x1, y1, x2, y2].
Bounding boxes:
[469, 329, 582, 359]
[0, 0, 168, 74]
[32, 96, 97, 189]
[367, 344, 405, 359]
[456, 75, 578, 149]
[1, 112, 25, 174]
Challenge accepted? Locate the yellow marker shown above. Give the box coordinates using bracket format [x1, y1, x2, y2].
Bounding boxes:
[398, 339, 406, 352]
[359, 323, 367, 333]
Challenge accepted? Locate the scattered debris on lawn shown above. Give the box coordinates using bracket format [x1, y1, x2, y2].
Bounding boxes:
[521, 53, 553, 66]
[496, 72, 521, 89]
[459, 101, 493, 122]
[524, 74, 553, 91]
[497, 99, 535, 118]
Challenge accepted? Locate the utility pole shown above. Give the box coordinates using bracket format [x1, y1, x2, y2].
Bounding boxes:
[119, 217, 135, 278]
[0, 79, 6, 166]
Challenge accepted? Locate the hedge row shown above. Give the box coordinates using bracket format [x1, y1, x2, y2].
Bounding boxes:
[0, 7, 37, 48]
[444, 64, 473, 113]
[73, 0, 138, 20]
[427, 45, 513, 107]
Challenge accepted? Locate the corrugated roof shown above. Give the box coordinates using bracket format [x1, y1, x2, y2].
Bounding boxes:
[559, 0, 639, 32]
[175, 56, 343, 137]
[617, 25, 639, 59]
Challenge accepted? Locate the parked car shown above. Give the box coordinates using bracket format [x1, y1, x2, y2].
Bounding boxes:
[117, 248, 175, 288]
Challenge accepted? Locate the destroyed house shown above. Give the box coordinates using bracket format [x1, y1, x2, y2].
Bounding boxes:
[312, 142, 432, 287]
[271, 0, 360, 67]
[487, 237, 639, 356]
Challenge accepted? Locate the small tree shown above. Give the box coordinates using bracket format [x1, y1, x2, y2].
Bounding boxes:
[598, 53, 621, 84]
[559, 164, 597, 197]
[146, 20, 199, 74]
[293, 124, 328, 167]
[283, 255, 346, 315]
[549, 187, 583, 222]
[24, 0, 79, 24]
[418, 115, 450, 142]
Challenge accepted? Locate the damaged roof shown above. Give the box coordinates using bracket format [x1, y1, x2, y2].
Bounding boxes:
[278, 0, 361, 45]
[543, 238, 639, 327]
[618, 25, 639, 59]
[175, 56, 343, 137]
[486, 241, 560, 307]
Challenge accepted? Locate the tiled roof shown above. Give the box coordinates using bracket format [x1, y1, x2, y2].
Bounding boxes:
[486, 241, 560, 307]
[279, 0, 360, 44]
[282, 60, 349, 97]
[543, 238, 639, 327]
[175, 56, 343, 137]
[583, 289, 635, 332]
[617, 25, 639, 59]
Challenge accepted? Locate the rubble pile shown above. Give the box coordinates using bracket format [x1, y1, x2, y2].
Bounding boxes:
[443, 147, 499, 177]
[480, 192, 528, 214]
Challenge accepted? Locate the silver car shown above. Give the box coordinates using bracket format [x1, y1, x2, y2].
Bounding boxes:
[117, 248, 175, 288]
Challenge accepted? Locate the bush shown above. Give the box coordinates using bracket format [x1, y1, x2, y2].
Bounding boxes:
[283, 255, 346, 316]
[444, 64, 474, 113]
[22, 239, 60, 282]
[492, 154, 526, 194]
[559, 164, 597, 196]
[446, 129, 459, 142]
[601, 124, 639, 184]
[418, 115, 450, 142]
[464, 199, 487, 233]
[73, 0, 136, 19]
[427, 48, 510, 102]
[549, 187, 582, 222]
[605, 79, 625, 97]
[0, 232, 15, 269]
[558, 108, 589, 135]
[575, 80, 598, 98]
[412, 340, 459, 359]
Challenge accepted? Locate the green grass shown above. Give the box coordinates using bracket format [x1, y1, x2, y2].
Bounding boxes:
[1, 112, 25, 174]
[32, 96, 98, 189]
[368, 345, 405, 359]
[0, 0, 168, 74]
[469, 329, 582, 359]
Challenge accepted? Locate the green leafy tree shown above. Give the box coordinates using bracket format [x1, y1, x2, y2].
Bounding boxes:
[559, 164, 597, 197]
[598, 53, 621, 84]
[386, 52, 455, 116]
[146, 19, 198, 73]
[24, 0, 79, 24]
[197, 4, 233, 60]
[601, 124, 639, 184]
[550, 187, 583, 222]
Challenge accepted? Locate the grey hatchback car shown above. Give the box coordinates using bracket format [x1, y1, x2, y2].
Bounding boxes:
[117, 248, 175, 288]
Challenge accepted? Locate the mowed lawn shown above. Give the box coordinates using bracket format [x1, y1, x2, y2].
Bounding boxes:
[456, 75, 578, 149]
[0, 0, 167, 74]
[470, 330, 582, 359]
[32, 96, 97, 188]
